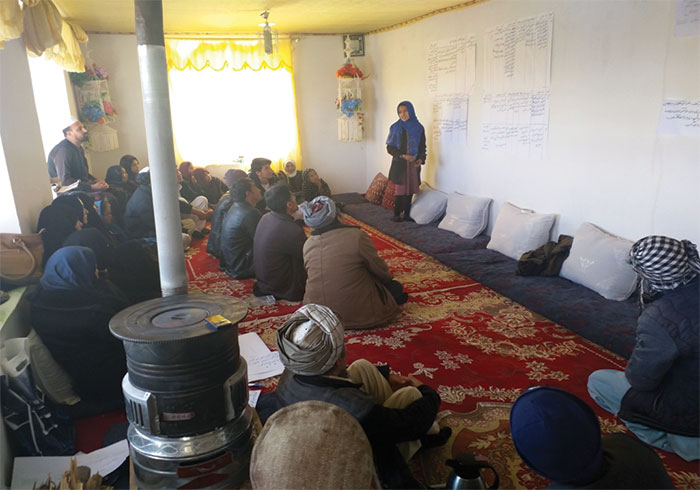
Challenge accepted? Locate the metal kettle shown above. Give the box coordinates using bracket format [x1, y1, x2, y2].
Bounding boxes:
[445, 452, 499, 490]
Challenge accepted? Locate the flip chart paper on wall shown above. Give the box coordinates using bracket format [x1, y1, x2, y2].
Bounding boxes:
[658, 100, 700, 137]
[675, 0, 700, 36]
[481, 90, 550, 159]
[484, 12, 553, 93]
[427, 35, 476, 96]
[432, 96, 469, 143]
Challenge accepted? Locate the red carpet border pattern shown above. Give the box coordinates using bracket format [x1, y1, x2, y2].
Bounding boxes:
[185, 215, 700, 489]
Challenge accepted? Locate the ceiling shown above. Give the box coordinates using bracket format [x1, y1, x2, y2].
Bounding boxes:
[52, 0, 480, 36]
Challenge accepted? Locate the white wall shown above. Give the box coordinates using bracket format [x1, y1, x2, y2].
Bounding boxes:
[0, 38, 53, 234]
[363, 0, 700, 244]
[292, 35, 367, 193]
[81, 35, 149, 180]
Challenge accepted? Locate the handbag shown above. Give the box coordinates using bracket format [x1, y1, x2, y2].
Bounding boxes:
[0, 232, 44, 285]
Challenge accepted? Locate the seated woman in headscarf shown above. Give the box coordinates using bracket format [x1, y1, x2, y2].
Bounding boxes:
[192, 167, 228, 206]
[30, 246, 129, 417]
[96, 193, 129, 244]
[119, 154, 141, 193]
[300, 196, 407, 330]
[178, 161, 204, 202]
[72, 191, 114, 243]
[302, 168, 332, 203]
[278, 160, 303, 202]
[104, 165, 133, 224]
[36, 203, 84, 266]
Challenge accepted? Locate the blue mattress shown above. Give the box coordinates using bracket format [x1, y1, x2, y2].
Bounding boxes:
[335, 193, 637, 359]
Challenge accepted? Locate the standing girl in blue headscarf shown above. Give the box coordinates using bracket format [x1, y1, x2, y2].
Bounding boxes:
[386, 101, 426, 222]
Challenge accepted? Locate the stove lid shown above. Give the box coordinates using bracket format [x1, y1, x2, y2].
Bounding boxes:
[110, 293, 248, 343]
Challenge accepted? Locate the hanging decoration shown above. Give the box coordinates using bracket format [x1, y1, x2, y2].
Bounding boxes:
[69, 62, 119, 152]
[335, 35, 366, 142]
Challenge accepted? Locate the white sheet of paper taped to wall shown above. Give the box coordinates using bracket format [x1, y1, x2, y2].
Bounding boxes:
[658, 99, 700, 137]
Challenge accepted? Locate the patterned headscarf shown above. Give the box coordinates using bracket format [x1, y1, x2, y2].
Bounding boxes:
[629, 236, 700, 301]
[300, 196, 337, 229]
[276, 304, 345, 376]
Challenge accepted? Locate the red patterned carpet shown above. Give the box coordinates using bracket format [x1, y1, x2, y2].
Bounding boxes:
[186, 215, 700, 489]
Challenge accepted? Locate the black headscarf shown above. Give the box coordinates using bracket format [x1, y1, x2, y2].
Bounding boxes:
[302, 168, 332, 203]
[37, 204, 82, 266]
[109, 240, 161, 303]
[63, 228, 113, 269]
[106, 165, 126, 186]
[52, 194, 85, 224]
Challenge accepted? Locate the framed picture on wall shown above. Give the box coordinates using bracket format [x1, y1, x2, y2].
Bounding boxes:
[343, 34, 365, 57]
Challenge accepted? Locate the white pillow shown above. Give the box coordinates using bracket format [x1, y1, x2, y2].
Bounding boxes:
[409, 184, 448, 225]
[560, 222, 638, 301]
[438, 192, 492, 239]
[486, 202, 556, 260]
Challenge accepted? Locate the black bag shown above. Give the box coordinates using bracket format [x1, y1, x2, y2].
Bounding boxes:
[0, 339, 75, 456]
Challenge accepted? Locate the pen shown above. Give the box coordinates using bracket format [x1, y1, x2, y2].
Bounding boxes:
[248, 382, 264, 388]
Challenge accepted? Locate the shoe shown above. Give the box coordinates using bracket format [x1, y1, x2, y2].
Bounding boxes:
[201, 228, 210, 235]
[420, 427, 452, 449]
[192, 230, 205, 239]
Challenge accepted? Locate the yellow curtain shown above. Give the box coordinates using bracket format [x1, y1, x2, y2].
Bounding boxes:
[0, 0, 86, 72]
[42, 19, 87, 72]
[166, 38, 292, 72]
[0, 0, 24, 43]
[22, 0, 62, 56]
[165, 38, 301, 172]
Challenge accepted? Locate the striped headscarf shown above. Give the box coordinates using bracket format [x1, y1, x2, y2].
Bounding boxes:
[276, 304, 345, 376]
[629, 236, 700, 302]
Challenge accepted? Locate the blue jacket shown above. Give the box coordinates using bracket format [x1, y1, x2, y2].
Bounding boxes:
[620, 279, 699, 436]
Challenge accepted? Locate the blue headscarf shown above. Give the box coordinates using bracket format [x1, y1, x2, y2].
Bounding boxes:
[386, 101, 424, 157]
[40, 246, 98, 291]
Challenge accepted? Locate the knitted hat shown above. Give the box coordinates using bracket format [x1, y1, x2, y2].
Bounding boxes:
[250, 401, 375, 489]
[510, 386, 604, 485]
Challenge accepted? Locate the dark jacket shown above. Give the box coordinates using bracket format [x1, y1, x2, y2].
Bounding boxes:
[124, 185, 156, 238]
[220, 201, 261, 279]
[387, 129, 426, 185]
[619, 279, 699, 436]
[47, 139, 95, 189]
[206, 192, 233, 259]
[517, 234, 573, 276]
[258, 370, 440, 489]
[253, 211, 306, 301]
